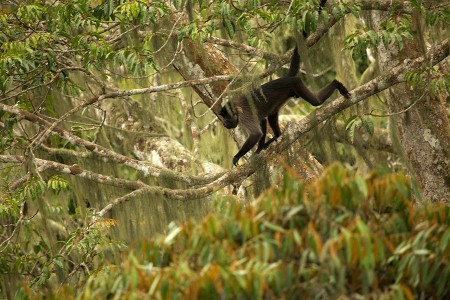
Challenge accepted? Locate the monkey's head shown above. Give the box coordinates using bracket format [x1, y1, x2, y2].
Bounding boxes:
[218, 101, 239, 129]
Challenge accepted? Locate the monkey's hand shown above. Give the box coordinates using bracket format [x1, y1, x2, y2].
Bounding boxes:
[232, 156, 240, 167]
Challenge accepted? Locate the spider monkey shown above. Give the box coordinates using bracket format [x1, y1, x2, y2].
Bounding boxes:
[218, 45, 351, 166]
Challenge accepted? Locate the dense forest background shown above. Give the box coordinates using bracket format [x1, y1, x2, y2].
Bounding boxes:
[0, 0, 448, 298]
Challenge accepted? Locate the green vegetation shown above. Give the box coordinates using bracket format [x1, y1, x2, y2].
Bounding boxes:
[22, 163, 448, 299]
[1, 1, 448, 298]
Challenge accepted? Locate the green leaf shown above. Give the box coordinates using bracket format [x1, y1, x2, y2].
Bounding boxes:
[247, 0, 256, 10]
[223, 19, 235, 38]
[356, 220, 370, 238]
[361, 116, 374, 136]
[263, 221, 285, 232]
[355, 176, 368, 198]
[440, 230, 449, 251]
[33, 244, 41, 254]
[345, 115, 358, 130]
[53, 257, 65, 269]
[130, 268, 138, 288]
[321, 10, 329, 24]
[368, 30, 378, 45]
[347, 122, 356, 144]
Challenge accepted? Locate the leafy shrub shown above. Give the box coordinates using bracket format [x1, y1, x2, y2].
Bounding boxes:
[27, 163, 449, 299]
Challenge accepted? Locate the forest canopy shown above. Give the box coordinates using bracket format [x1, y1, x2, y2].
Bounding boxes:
[0, 0, 448, 298]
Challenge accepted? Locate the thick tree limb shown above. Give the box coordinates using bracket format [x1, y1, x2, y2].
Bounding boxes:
[206, 36, 279, 61]
[0, 155, 147, 190]
[0, 103, 217, 186]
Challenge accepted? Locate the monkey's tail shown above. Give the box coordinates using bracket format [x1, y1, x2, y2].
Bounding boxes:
[287, 46, 300, 77]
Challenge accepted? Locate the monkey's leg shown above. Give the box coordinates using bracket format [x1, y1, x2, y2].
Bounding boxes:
[263, 112, 282, 149]
[317, 79, 351, 100]
[256, 119, 267, 153]
[295, 79, 351, 106]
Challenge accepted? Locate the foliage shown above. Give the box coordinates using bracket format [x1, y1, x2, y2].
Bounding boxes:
[344, 14, 414, 58]
[0, 1, 448, 298]
[345, 115, 374, 144]
[26, 163, 448, 299]
[343, 0, 448, 59]
[408, 0, 449, 27]
[0, 0, 334, 86]
[0, 169, 120, 295]
[405, 66, 449, 95]
[0, 0, 169, 93]
[177, 0, 361, 46]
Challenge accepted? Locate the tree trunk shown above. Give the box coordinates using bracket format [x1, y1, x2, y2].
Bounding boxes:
[369, 12, 449, 202]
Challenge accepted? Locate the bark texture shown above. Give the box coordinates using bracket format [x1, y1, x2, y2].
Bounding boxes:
[370, 12, 449, 202]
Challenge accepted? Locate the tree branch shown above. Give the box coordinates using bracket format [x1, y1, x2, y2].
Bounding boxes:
[0, 102, 217, 186]
[206, 36, 279, 61]
[0, 155, 147, 190]
[306, 0, 415, 47]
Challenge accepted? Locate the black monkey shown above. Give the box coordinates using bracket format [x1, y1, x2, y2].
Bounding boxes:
[218, 45, 351, 166]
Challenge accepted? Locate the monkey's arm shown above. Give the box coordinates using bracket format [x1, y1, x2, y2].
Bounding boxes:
[233, 131, 262, 166]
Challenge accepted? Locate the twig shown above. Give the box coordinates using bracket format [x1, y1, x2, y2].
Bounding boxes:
[367, 92, 427, 117]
